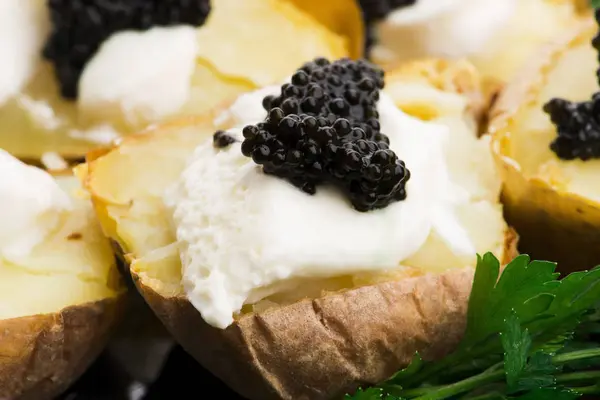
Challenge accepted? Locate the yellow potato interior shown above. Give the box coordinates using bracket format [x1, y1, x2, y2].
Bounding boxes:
[0, 176, 121, 320]
[500, 27, 600, 203]
[0, 0, 354, 159]
[84, 61, 507, 310]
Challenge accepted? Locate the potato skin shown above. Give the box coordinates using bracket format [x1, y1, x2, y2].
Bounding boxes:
[0, 297, 124, 400]
[490, 20, 600, 273]
[135, 269, 471, 400]
[129, 229, 517, 400]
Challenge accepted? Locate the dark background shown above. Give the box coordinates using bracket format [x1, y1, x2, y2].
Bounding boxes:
[59, 344, 247, 400]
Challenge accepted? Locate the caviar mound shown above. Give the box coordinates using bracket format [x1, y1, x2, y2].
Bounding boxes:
[544, 95, 600, 161]
[44, 0, 211, 99]
[242, 58, 410, 212]
[263, 58, 384, 131]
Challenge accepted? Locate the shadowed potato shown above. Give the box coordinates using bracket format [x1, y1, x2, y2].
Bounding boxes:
[0, 174, 125, 400]
[490, 19, 600, 272]
[78, 60, 516, 400]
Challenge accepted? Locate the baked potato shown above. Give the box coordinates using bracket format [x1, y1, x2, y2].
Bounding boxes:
[0, 0, 361, 161]
[367, 0, 589, 98]
[0, 162, 125, 400]
[490, 18, 600, 272]
[78, 58, 516, 400]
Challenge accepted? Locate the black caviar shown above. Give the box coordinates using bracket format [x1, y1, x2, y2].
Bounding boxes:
[358, 0, 417, 54]
[543, 95, 600, 161]
[544, 8, 600, 161]
[262, 57, 384, 136]
[44, 0, 211, 99]
[213, 130, 237, 149]
[240, 58, 410, 212]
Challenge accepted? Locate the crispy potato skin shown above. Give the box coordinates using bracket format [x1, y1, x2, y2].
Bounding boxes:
[490, 20, 600, 273]
[0, 297, 124, 400]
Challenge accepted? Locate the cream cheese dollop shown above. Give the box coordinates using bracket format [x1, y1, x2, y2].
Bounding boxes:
[165, 85, 476, 329]
[78, 25, 199, 127]
[371, 0, 517, 63]
[0, 149, 72, 263]
[0, 0, 49, 106]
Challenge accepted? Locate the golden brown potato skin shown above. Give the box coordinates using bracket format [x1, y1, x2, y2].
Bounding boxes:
[0, 298, 123, 400]
[127, 231, 516, 400]
[490, 20, 600, 273]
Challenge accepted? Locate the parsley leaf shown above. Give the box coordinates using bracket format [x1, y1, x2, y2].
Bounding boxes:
[502, 313, 532, 389]
[346, 253, 600, 400]
[501, 313, 558, 394]
[463, 255, 558, 347]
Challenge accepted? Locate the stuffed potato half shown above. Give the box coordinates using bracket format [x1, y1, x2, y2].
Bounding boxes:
[0, 0, 361, 161]
[368, 0, 589, 98]
[490, 18, 600, 272]
[79, 58, 516, 400]
[0, 166, 125, 400]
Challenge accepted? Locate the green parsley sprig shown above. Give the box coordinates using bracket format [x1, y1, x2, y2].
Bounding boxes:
[346, 253, 600, 400]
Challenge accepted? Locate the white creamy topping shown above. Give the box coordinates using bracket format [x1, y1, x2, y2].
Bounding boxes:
[0, 149, 72, 263]
[0, 0, 49, 106]
[41, 152, 68, 171]
[372, 0, 517, 62]
[165, 86, 475, 329]
[78, 26, 199, 126]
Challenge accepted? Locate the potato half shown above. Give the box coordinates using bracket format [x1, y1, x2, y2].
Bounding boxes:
[372, 0, 589, 101]
[0, 0, 361, 161]
[79, 60, 516, 400]
[0, 173, 125, 400]
[490, 19, 600, 272]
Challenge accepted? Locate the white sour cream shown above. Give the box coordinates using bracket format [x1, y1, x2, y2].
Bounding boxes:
[0, 149, 72, 263]
[78, 26, 199, 127]
[371, 0, 517, 63]
[165, 86, 475, 329]
[0, 0, 49, 106]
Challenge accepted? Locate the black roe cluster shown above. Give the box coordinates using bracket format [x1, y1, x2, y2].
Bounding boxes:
[543, 95, 600, 161]
[44, 0, 211, 99]
[240, 58, 411, 212]
[358, 0, 417, 53]
[543, 8, 600, 161]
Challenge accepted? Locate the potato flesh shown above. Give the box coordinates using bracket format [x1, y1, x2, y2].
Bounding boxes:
[507, 39, 600, 203]
[0, 176, 119, 320]
[0, 0, 350, 159]
[469, 0, 583, 84]
[86, 63, 507, 308]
